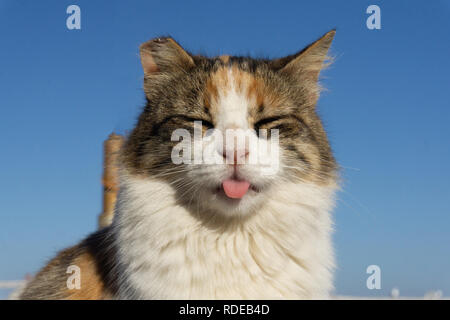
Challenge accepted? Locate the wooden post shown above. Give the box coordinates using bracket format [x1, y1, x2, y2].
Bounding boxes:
[99, 133, 124, 229]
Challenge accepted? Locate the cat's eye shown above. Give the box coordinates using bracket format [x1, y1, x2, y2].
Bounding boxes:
[157, 115, 214, 132]
[254, 116, 284, 131]
[189, 118, 214, 129]
[196, 119, 214, 129]
[254, 115, 304, 138]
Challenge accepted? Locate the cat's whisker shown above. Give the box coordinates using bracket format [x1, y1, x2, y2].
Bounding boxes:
[335, 188, 374, 219]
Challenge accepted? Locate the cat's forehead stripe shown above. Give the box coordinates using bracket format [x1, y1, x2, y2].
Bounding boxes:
[204, 65, 259, 129]
[206, 65, 262, 104]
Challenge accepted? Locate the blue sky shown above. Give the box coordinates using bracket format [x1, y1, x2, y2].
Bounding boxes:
[1, 0, 449, 298]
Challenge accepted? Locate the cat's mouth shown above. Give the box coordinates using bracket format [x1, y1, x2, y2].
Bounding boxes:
[213, 179, 261, 200]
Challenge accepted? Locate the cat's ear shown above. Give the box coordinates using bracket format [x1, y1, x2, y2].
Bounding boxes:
[270, 30, 335, 105]
[272, 30, 335, 79]
[139, 37, 195, 76]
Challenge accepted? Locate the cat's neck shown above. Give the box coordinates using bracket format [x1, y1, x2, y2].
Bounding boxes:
[111, 172, 337, 299]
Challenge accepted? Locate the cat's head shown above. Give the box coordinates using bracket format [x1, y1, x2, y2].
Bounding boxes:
[122, 31, 338, 217]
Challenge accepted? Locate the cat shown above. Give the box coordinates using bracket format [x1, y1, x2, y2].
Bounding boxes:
[20, 30, 338, 299]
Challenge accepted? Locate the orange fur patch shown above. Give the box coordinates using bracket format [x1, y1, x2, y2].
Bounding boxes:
[65, 252, 107, 300]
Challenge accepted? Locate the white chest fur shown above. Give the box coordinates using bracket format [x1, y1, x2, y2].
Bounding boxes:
[111, 173, 336, 299]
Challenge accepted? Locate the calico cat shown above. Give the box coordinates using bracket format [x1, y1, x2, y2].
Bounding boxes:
[21, 30, 338, 299]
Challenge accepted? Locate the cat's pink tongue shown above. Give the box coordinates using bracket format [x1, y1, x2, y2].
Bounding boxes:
[222, 179, 250, 199]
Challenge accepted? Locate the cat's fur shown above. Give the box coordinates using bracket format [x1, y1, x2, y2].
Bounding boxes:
[21, 30, 338, 299]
